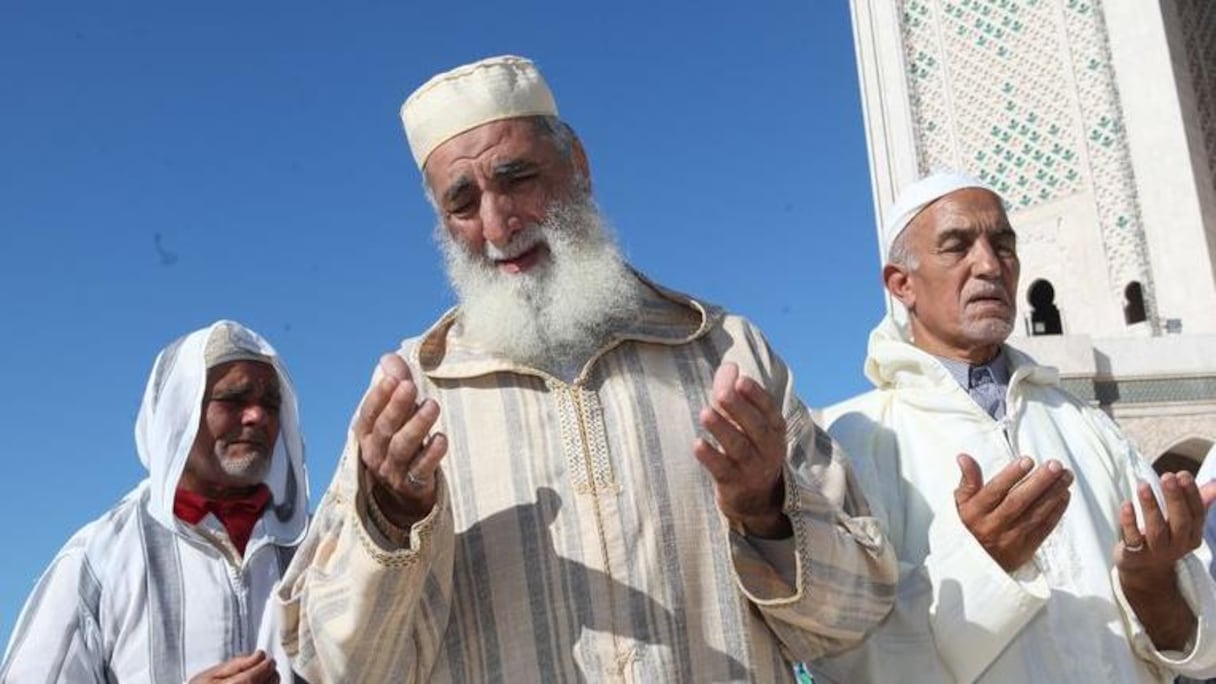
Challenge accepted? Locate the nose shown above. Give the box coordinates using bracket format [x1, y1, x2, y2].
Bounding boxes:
[240, 403, 269, 426]
[971, 237, 1002, 278]
[480, 192, 523, 249]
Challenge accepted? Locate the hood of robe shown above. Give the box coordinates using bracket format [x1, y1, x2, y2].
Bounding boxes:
[134, 320, 309, 544]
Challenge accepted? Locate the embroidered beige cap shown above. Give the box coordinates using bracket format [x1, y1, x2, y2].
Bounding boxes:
[400, 55, 559, 170]
[204, 320, 271, 369]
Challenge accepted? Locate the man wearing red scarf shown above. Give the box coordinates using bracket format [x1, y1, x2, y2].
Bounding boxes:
[3, 321, 309, 683]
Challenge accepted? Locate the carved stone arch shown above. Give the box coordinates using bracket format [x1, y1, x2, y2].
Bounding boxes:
[1152, 436, 1215, 476]
[1028, 279, 1062, 335]
[1124, 281, 1147, 325]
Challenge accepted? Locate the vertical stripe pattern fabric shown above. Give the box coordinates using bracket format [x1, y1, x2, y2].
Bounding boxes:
[1, 486, 301, 682]
[280, 278, 897, 682]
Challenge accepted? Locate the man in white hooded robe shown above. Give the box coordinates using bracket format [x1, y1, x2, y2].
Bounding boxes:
[2, 320, 308, 683]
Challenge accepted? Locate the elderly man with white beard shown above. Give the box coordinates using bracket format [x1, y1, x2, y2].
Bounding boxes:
[275, 55, 897, 682]
[812, 172, 1216, 683]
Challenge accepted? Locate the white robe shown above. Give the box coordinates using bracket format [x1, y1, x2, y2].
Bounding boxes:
[1, 321, 309, 683]
[814, 316, 1216, 683]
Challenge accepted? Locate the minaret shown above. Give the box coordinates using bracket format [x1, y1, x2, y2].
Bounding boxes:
[850, 0, 1216, 469]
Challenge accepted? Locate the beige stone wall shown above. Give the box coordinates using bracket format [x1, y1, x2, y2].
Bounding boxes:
[1112, 403, 1216, 462]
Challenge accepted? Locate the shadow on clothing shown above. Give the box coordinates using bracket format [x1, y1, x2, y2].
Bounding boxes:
[439, 487, 746, 681]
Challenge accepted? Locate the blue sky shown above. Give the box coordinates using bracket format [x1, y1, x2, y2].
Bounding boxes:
[0, 2, 889, 646]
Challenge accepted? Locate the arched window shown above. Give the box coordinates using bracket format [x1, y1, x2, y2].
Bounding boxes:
[1124, 281, 1147, 325]
[1152, 437, 1213, 477]
[1028, 279, 1062, 335]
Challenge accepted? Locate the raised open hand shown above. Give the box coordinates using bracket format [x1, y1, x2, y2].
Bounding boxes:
[355, 353, 449, 528]
[1115, 471, 1216, 578]
[1113, 471, 1216, 651]
[954, 454, 1072, 571]
[693, 362, 790, 538]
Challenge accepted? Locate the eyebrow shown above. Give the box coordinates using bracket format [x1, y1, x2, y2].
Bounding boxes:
[210, 383, 281, 401]
[442, 175, 474, 206]
[492, 159, 538, 179]
[934, 227, 975, 245]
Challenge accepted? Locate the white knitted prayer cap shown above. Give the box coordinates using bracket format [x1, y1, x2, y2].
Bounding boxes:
[882, 171, 997, 262]
[401, 55, 559, 170]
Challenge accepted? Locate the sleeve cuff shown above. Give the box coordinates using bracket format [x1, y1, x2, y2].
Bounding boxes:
[362, 471, 415, 548]
[353, 462, 449, 567]
[1112, 556, 1216, 675]
[730, 529, 799, 603]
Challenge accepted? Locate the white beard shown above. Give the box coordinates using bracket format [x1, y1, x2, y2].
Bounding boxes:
[438, 195, 643, 377]
[207, 441, 272, 487]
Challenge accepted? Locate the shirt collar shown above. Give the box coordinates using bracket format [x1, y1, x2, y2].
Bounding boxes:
[173, 485, 271, 556]
[934, 349, 1011, 391]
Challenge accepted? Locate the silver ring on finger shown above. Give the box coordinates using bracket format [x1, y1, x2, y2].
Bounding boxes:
[406, 470, 432, 489]
[1124, 540, 1145, 553]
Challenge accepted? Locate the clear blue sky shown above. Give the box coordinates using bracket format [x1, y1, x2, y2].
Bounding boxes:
[0, 2, 889, 646]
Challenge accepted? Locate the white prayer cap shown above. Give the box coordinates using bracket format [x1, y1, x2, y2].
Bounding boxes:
[882, 171, 997, 262]
[401, 55, 559, 170]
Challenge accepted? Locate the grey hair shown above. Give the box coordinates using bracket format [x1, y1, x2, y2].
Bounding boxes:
[887, 229, 918, 269]
[530, 115, 577, 160]
[422, 115, 583, 209]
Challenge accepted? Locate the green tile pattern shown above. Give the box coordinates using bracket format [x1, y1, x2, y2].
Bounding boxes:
[897, 0, 1158, 327]
[1061, 376, 1216, 405]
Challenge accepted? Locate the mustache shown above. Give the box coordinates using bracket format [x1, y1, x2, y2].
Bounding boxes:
[218, 429, 271, 448]
[484, 224, 546, 261]
[963, 280, 1011, 304]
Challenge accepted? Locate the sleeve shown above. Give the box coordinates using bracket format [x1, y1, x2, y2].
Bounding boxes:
[1096, 411, 1216, 678]
[921, 501, 1051, 682]
[275, 364, 456, 684]
[719, 318, 899, 661]
[1, 535, 109, 683]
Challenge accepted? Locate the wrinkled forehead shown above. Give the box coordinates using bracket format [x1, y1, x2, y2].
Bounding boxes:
[424, 119, 557, 188]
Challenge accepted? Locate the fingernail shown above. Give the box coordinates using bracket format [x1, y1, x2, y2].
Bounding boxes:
[1019, 457, 1032, 471]
[1047, 460, 1061, 473]
[379, 376, 396, 391]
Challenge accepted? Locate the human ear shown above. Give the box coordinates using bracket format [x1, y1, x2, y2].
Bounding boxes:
[884, 263, 915, 310]
[570, 136, 592, 191]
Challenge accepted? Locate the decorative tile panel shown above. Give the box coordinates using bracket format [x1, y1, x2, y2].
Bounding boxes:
[897, 0, 1157, 326]
[1175, 0, 1216, 208]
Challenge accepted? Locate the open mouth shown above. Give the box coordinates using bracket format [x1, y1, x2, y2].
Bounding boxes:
[494, 243, 547, 274]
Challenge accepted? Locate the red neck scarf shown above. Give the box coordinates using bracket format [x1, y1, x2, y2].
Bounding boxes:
[174, 485, 271, 556]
